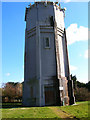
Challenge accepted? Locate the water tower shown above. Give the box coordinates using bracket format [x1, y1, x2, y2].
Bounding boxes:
[23, 1, 75, 106]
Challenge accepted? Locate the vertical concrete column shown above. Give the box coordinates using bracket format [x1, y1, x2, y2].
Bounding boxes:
[54, 21, 61, 79]
[36, 21, 42, 106]
[64, 29, 75, 105]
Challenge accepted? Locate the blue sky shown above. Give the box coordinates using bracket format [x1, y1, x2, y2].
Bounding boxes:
[1, 2, 88, 86]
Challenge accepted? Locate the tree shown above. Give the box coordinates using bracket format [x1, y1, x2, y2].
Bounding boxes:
[86, 81, 90, 91]
[71, 74, 90, 102]
[2, 82, 22, 102]
[71, 74, 77, 89]
[74, 87, 90, 101]
[2, 83, 16, 102]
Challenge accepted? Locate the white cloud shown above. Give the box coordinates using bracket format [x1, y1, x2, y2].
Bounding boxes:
[66, 24, 88, 45]
[5, 73, 10, 76]
[63, 0, 71, 2]
[84, 50, 88, 59]
[78, 77, 88, 83]
[21, 78, 24, 82]
[70, 65, 78, 71]
[19, 78, 24, 83]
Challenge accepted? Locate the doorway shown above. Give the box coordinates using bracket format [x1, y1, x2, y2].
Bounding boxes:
[44, 86, 55, 105]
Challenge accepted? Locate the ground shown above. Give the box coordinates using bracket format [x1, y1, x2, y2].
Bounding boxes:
[1, 101, 90, 120]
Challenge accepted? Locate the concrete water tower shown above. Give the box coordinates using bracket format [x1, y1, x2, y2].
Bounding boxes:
[23, 1, 75, 106]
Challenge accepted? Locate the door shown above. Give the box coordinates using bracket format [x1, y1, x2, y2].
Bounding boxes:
[45, 86, 55, 105]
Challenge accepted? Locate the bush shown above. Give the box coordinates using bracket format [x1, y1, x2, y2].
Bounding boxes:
[2, 82, 22, 102]
[74, 87, 90, 102]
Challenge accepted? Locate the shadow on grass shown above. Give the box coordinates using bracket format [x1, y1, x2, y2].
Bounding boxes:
[2, 103, 58, 109]
[2, 102, 23, 109]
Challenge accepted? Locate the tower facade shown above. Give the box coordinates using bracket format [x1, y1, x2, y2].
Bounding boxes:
[23, 2, 75, 106]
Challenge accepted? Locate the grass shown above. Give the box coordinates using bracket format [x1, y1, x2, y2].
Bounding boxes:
[59, 101, 89, 118]
[2, 106, 59, 118]
[1, 101, 90, 119]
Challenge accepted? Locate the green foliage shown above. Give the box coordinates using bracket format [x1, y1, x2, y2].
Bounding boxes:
[71, 74, 90, 90]
[71, 74, 77, 89]
[86, 81, 90, 91]
[0, 88, 2, 96]
[74, 87, 90, 102]
[77, 81, 86, 88]
[2, 102, 22, 108]
[71, 74, 90, 102]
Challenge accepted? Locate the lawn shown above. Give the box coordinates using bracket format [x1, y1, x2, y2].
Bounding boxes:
[2, 106, 59, 119]
[1, 101, 90, 120]
[58, 101, 89, 120]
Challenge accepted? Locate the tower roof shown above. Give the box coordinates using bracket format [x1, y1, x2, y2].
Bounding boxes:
[25, 1, 62, 21]
[27, 1, 61, 9]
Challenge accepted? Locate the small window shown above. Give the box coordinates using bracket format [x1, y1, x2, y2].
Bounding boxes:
[50, 16, 54, 27]
[30, 86, 33, 97]
[45, 37, 50, 48]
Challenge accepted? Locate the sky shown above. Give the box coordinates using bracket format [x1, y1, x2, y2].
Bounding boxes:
[1, 1, 88, 87]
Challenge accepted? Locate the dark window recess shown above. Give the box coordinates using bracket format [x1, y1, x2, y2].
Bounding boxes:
[46, 37, 50, 47]
[30, 86, 33, 97]
[50, 16, 54, 27]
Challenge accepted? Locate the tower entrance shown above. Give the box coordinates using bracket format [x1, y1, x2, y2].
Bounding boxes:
[44, 86, 55, 106]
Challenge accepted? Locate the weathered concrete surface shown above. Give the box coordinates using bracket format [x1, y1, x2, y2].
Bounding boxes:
[23, 2, 75, 107]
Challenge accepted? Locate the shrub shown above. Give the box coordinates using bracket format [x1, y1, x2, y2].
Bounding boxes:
[74, 87, 90, 102]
